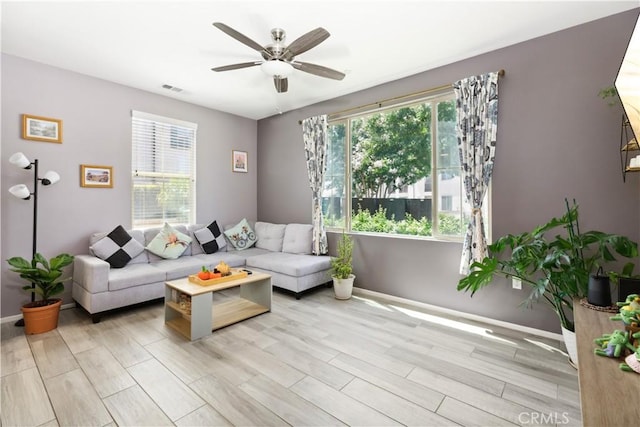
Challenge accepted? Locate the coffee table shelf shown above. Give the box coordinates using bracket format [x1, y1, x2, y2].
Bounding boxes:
[165, 271, 271, 340]
[211, 299, 270, 330]
[165, 315, 192, 338]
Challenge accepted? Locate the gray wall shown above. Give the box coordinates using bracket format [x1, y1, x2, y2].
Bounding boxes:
[257, 9, 640, 333]
[1, 54, 257, 317]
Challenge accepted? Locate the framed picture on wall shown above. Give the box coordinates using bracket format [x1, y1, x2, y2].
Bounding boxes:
[232, 150, 248, 173]
[80, 165, 113, 188]
[22, 114, 63, 143]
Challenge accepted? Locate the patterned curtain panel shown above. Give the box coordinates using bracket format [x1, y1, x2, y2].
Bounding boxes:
[302, 115, 329, 255]
[454, 71, 499, 275]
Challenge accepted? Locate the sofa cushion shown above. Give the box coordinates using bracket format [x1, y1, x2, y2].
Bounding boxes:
[246, 252, 331, 277]
[254, 222, 286, 252]
[108, 263, 166, 291]
[150, 256, 208, 281]
[90, 225, 145, 268]
[224, 218, 257, 251]
[194, 220, 227, 254]
[146, 223, 192, 259]
[282, 224, 313, 255]
[216, 248, 271, 263]
[193, 252, 248, 269]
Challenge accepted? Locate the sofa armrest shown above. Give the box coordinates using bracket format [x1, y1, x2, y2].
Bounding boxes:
[73, 254, 110, 294]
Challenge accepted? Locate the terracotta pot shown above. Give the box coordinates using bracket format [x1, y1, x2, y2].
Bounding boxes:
[21, 299, 62, 334]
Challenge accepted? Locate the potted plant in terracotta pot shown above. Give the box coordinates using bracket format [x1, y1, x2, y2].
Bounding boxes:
[457, 199, 638, 366]
[7, 252, 74, 334]
[331, 232, 355, 300]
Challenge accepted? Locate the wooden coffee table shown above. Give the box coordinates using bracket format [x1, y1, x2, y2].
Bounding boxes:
[164, 271, 271, 340]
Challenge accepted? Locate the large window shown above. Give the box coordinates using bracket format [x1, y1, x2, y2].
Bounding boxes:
[131, 110, 196, 228]
[322, 92, 488, 240]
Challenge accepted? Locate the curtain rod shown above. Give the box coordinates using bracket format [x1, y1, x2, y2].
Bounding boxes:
[298, 69, 505, 124]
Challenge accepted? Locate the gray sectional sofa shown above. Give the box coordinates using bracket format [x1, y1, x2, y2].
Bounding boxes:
[72, 221, 331, 322]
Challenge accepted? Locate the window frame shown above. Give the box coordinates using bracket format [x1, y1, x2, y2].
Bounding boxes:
[324, 90, 490, 242]
[131, 110, 197, 229]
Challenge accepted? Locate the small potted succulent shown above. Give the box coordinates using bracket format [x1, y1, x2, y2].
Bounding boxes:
[330, 232, 355, 299]
[7, 252, 74, 334]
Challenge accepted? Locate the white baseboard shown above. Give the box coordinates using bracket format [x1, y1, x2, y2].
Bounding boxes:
[0, 302, 76, 325]
[3, 292, 562, 342]
[352, 287, 564, 342]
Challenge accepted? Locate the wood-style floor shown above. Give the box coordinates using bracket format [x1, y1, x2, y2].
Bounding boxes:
[1, 287, 581, 426]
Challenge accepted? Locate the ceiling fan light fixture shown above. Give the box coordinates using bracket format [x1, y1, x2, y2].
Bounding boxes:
[261, 60, 293, 77]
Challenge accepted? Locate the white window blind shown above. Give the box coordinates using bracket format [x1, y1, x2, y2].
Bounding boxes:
[131, 110, 197, 228]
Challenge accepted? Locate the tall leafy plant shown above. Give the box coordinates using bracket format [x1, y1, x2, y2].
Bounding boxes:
[7, 253, 74, 305]
[331, 232, 354, 279]
[457, 200, 638, 332]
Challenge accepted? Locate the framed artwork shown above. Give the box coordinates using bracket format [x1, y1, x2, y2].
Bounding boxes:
[232, 150, 248, 173]
[22, 114, 63, 143]
[80, 165, 113, 188]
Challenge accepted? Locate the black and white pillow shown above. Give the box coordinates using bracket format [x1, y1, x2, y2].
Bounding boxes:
[194, 221, 227, 254]
[90, 225, 145, 268]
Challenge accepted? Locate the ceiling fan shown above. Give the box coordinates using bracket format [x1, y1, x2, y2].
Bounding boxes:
[211, 22, 345, 93]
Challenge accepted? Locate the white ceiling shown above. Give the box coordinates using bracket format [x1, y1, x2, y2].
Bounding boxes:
[2, 1, 638, 120]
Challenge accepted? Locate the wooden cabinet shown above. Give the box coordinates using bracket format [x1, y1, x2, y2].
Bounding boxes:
[575, 302, 640, 425]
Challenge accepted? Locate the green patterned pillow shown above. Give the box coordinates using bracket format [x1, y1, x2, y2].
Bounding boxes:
[223, 218, 257, 250]
[146, 223, 192, 259]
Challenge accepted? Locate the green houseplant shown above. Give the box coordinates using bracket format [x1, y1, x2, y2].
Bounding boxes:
[457, 200, 638, 362]
[7, 252, 74, 334]
[331, 232, 355, 299]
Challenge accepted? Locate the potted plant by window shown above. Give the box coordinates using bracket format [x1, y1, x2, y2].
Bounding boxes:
[331, 232, 355, 299]
[7, 252, 74, 334]
[457, 200, 638, 365]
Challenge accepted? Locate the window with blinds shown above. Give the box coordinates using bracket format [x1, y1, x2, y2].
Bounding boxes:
[131, 110, 197, 228]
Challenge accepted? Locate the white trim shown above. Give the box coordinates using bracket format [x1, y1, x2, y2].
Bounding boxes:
[3, 293, 562, 342]
[0, 303, 76, 324]
[131, 110, 198, 130]
[352, 287, 564, 342]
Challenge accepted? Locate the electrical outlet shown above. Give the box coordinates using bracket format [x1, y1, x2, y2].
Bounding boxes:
[512, 277, 522, 290]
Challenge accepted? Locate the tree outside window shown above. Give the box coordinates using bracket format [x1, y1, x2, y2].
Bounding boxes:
[322, 93, 481, 239]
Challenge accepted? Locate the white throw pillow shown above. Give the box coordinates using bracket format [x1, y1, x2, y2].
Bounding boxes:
[145, 223, 192, 259]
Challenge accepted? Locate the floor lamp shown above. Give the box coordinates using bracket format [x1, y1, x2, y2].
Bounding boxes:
[8, 152, 60, 326]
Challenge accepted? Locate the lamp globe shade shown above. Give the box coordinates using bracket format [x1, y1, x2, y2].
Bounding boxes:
[9, 152, 31, 169]
[42, 171, 60, 185]
[9, 184, 31, 199]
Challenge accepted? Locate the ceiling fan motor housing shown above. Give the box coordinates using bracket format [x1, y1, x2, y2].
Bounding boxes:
[263, 28, 288, 60]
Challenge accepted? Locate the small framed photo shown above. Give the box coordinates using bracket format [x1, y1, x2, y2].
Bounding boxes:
[232, 150, 248, 173]
[22, 114, 63, 143]
[80, 165, 113, 188]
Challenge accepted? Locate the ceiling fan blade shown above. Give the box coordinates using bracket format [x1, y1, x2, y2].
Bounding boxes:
[211, 61, 262, 72]
[284, 27, 330, 58]
[274, 77, 288, 93]
[291, 61, 345, 80]
[213, 22, 273, 59]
